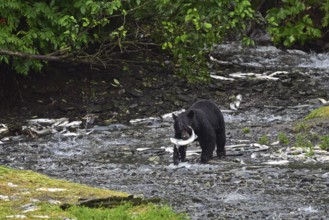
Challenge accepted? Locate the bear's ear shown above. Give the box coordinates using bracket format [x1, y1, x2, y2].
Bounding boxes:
[187, 110, 194, 118]
[172, 114, 177, 120]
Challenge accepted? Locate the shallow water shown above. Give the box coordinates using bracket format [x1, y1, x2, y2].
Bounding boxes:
[1, 44, 329, 219]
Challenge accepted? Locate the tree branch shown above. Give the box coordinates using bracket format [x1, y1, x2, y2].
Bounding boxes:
[0, 49, 71, 62]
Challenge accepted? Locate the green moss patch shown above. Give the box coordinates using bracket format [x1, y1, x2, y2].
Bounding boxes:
[305, 106, 329, 120]
[0, 166, 187, 219]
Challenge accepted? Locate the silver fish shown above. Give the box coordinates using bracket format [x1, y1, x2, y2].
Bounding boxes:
[170, 127, 197, 146]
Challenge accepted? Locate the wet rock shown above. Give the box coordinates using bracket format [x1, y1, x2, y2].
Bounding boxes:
[21, 203, 38, 213]
[0, 124, 9, 136]
[2, 45, 329, 220]
[301, 175, 316, 183]
[176, 95, 194, 103]
[128, 90, 144, 98]
[321, 172, 329, 179]
[129, 103, 138, 109]
[148, 156, 160, 164]
[62, 195, 161, 209]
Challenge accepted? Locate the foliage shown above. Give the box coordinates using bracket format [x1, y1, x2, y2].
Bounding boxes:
[292, 121, 311, 133]
[278, 132, 289, 144]
[266, 0, 328, 47]
[155, 0, 254, 82]
[0, 0, 254, 82]
[319, 135, 329, 150]
[242, 127, 250, 134]
[295, 133, 314, 156]
[0, 0, 123, 74]
[258, 134, 269, 145]
[295, 133, 313, 149]
[305, 106, 329, 120]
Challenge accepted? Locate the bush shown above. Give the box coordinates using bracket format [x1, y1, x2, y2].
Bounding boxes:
[0, 0, 254, 82]
[266, 0, 328, 47]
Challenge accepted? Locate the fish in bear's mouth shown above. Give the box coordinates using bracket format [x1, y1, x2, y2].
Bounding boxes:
[170, 126, 197, 146]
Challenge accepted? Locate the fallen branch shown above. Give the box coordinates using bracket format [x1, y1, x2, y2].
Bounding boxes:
[0, 49, 71, 62]
[0, 40, 164, 68]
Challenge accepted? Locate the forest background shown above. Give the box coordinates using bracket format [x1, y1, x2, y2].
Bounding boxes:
[0, 0, 328, 101]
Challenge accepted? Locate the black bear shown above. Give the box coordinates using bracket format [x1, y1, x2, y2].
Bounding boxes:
[172, 99, 226, 165]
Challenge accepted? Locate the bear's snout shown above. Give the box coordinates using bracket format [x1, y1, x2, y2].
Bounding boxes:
[181, 130, 190, 140]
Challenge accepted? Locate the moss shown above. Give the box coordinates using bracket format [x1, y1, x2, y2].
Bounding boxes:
[305, 106, 329, 120]
[0, 166, 186, 219]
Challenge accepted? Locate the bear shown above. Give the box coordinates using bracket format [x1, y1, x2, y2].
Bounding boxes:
[172, 99, 226, 165]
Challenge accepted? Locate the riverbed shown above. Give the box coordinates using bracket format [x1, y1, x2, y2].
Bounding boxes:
[1, 43, 329, 219]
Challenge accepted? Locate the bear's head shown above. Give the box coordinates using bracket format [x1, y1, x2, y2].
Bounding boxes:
[172, 110, 194, 140]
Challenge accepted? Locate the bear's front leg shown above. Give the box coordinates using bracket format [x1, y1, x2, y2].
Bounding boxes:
[173, 145, 187, 165]
[173, 145, 180, 165]
[178, 145, 187, 162]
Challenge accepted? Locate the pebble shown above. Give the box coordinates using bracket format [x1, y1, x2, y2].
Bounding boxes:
[8, 182, 18, 187]
[22, 204, 39, 213]
[36, 188, 66, 192]
[148, 156, 160, 164]
[31, 215, 50, 219]
[321, 172, 329, 179]
[48, 199, 61, 205]
[0, 195, 9, 201]
[6, 215, 27, 219]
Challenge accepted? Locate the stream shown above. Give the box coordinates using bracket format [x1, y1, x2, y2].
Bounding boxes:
[1, 43, 329, 219]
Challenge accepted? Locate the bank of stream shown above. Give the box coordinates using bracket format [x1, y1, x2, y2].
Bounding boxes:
[1, 43, 329, 219]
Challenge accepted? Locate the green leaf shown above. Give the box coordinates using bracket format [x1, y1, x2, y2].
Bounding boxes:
[50, 0, 55, 7]
[81, 6, 86, 15]
[82, 18, 90, 27]
[203, 23, 212, 29]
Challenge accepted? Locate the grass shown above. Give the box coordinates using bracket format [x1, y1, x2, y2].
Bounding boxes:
[292, 121, 311, 133]
[320, 135, 329, 150]
[295, 134, 313, 149]
[258, 135, 269, 145]
[305, 106, 329, 120]
[278, 132, 289, 144]
[242, 127, 250, 134]
[66, 203, 185, 220]
[295, 134, 314, 156]
[0, 166, 187, 220]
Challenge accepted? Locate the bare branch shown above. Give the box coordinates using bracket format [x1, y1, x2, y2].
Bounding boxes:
[0, 49, 71, 62]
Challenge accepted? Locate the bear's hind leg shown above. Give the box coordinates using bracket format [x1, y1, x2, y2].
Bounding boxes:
[216, 132, 226, 158]
[200, 140, 215, 163]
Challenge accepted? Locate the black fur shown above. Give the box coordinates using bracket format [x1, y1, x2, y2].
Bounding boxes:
[173, 99, 226, 164]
